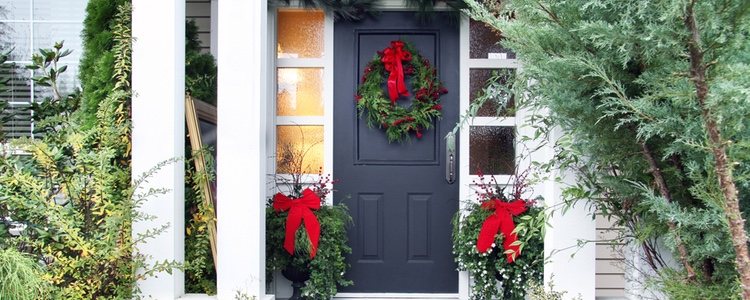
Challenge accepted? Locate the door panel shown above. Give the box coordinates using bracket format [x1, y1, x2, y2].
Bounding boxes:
[334, 12, 459, 293]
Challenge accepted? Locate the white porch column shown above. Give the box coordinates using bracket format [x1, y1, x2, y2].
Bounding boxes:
[216, 0, 269, 299]
[131, 0, 186, 298]
[543, 129, 596, 299]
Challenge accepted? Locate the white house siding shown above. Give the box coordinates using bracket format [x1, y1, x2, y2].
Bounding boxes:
[186, 0, 211, 54]
[596, 215, 627, 299]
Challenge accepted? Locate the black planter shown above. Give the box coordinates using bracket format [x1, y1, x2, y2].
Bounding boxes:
[282, 265, 311, 300]
[494, 269, 504, 282]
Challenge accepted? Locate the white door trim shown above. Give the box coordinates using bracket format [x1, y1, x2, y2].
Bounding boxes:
[267, 2, 470, 298]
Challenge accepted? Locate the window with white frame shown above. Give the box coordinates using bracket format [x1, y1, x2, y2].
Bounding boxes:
[273, 9, 332, 179]
[0, 0, 86, 139]
[462, 18, 520, 181]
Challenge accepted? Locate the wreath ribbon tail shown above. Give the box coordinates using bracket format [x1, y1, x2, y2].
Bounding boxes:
[395, 63, 409, 98]
[387, 78, 399, 104]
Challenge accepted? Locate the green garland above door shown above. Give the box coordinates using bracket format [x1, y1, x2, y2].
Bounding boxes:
[269, 0, 468, 21]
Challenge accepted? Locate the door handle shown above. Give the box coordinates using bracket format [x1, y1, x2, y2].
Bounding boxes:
[445, 132, 456, 184]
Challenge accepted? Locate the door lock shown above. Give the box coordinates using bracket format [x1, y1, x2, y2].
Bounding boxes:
[445, 132, 456, 184]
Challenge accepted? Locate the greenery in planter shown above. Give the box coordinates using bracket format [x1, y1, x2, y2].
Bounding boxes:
[462, 0, 750, 298]
[452, 171, 545, 300]
[266, 172, 353, 299]
[266, 132, 353, 299]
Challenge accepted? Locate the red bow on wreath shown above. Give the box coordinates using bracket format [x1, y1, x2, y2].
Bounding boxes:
[476, 199, 527, 263]
[381, 40, 412, 104]
[273, 188, 321, 258]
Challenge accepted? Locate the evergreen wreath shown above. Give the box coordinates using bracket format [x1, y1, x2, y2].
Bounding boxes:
[356, 40, 448, 143]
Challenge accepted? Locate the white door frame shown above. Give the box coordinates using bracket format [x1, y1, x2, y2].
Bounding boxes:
[131, 0, 596, 297]
[264, 2, 597, 300]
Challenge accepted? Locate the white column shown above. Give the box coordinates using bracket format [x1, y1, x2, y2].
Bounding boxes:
[216, 0, 269, 299]
[131, 0, 186, 298]
[543, 129, 596, 299]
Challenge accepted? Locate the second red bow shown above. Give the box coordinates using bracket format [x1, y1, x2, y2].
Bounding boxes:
[476, 199, 528, 263]
[273, 188, 322, 258]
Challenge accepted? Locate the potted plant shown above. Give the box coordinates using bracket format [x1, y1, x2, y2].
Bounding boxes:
[266, 134, 353, 300]
[452, 170, 545, 300]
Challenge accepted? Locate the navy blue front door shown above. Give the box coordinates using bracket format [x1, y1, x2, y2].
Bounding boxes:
[333, 12, 460, 293]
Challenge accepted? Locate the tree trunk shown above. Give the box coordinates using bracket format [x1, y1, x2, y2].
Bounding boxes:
[640, 142, 696, 280]
[685, 1, 750, 297]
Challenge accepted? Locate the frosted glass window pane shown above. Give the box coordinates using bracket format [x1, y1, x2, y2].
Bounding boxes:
[470, 19, 515, 59]
[33, 0, 86, 21]
[470, 126, 515, 175]
[0, 63, 31, 102]
[277, 68, 324, 116]
[277, 10, 324, 58]
[469, 69, 515, 117]
[34, 23, 84, 62]
[0, 0, 31, 20]
[277, 125, 324, 174]
[0, 22, 31, 61]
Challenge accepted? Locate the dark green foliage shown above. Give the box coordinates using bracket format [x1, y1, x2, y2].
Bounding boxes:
[405, 0, 467, 23]
[185, 20, 217, 105]
[79, 0, 128, 130]
[463, 0, 750, 297]
[266, 202, 353, 299]
[184, 149, 217, 294]
[405, 0, 467, 11]
[270, 0, 468, 21]
[269, 0, 380, 21]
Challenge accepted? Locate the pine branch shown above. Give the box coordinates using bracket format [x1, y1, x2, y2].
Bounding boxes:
[684, 1, 750, 297]
[640, 141, 696, 281]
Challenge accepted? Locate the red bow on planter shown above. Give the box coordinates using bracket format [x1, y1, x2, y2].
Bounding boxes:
[476, 199, 528, 263]
[381, 40, 412, 104]
[273, 188, 321, 258]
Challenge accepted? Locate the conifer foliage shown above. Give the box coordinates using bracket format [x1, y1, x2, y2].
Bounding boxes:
[464, 0, 750, 298]
[79, 0, 129, 130]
